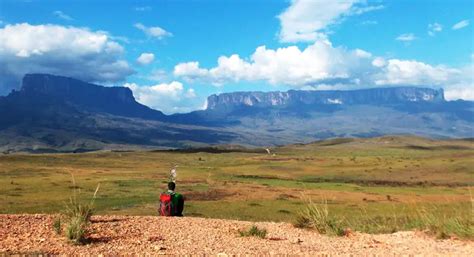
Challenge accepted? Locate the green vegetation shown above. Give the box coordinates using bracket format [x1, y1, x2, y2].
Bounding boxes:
[66, 216, 86, 244]
[0, 136, 472, 238]
[295, 197, 473, 238]
[239, 225, 267, 239]
[62, 177, 100, 244]
[295, 198, 345, 236]
[53, 217, 61, 235]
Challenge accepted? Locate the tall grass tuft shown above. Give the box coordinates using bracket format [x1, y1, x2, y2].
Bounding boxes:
[294, 196, 345, 236]
[62, 173, 100, 244]
[66, 216, 87, 244]
[294, 193, 473, 239]
[53, 217, 61, 235]
[412, 196, 473, 239]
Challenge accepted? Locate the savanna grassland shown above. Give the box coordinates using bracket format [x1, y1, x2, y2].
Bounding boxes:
[1, 136, 473, 237]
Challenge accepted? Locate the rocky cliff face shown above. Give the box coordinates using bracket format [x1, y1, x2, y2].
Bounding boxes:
[1, 74, 471, 151]
[19, 74, 165, 119]
[206, 87, 445, 110]
[21, 73, 135, 104]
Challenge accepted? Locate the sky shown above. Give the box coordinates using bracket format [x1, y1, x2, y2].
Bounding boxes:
[0, 0, 473, 114]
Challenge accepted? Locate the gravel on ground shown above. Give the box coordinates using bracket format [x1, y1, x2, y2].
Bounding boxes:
[0, 214, 472, 255]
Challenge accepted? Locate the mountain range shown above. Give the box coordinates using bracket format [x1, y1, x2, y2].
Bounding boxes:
[0, 74, 472, 152]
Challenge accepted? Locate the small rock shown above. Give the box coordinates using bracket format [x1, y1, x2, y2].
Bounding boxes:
[343, 228, 354, 237]
[291, 238, 303, 244]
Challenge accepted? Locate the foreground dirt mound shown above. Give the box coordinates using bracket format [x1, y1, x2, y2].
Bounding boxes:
[0, 214, 472, 255]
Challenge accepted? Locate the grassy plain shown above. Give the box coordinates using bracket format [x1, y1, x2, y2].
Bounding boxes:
[0, 136, 472, 237]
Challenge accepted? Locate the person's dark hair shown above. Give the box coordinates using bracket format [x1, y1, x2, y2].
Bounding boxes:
[168, 181, 176, 191]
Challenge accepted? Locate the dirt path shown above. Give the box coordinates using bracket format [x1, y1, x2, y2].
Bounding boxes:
[0, 214, 472, 255]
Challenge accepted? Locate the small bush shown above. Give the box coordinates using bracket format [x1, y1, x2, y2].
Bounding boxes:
[239, 225, 267, 239]
[53, 217, 61, 234]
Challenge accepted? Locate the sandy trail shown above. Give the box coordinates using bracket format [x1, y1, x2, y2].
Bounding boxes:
[0, 214, 472, 255]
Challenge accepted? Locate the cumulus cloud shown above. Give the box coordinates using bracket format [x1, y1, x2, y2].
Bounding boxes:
[53, 11, 73, 21]
[373, 59, 462, 86]
[428, 22, 442, 36]
[396, 33, 416, 42]
[445, 87, 474, 100]
[174, 40, 375, 86]
[136, 52, 155, 65]
[277, 0, 384, 43]
[173, 41, 473, 100]
[134, 23, 172, 39]
[442, 64, 474, 101]
[452, 19, 469, 30]
[0, 23, 134, 95]
[124, 81, 198, 114]
[371, 57, 386, 68]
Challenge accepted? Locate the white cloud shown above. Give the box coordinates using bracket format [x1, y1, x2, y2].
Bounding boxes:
[372, 57, 386, 68]
[277, 0, 384, 43]
[53, 11, 73, 21]
[136, 52, 155, 65]
[373, 59, 461, 86]
[278, 0, 356, 43]
[124, 81, 198, 114]
[351, 5, 384, 15]
[174, 41, 375, 86]
[0, 23, 133, 95]
[134, 23, 172, 39]
[428, 22, 442, 36]
[443, 64, 474, 100]
[185, 88, 197, 98]
[173, 40, 473, 101]
[396, 33, 416, 42]
[445, 88, 474, 101]
[174, 61, 209, 81]
[373, 60, 473, 101]
[452, 19, 469, 30]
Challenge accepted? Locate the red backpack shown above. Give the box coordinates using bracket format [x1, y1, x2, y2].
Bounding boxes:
[159, 193, 174, 216]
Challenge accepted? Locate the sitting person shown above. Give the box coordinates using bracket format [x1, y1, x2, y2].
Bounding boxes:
[159, 182, 184, 216]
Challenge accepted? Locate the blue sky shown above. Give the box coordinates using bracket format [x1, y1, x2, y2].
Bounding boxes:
[0, 0, 473, 113]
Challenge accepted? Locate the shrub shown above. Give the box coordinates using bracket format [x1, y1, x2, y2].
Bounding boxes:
[239, 225, 267, 239]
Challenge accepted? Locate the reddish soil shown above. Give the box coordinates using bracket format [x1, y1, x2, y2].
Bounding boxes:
[0, 214, 472, 255]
